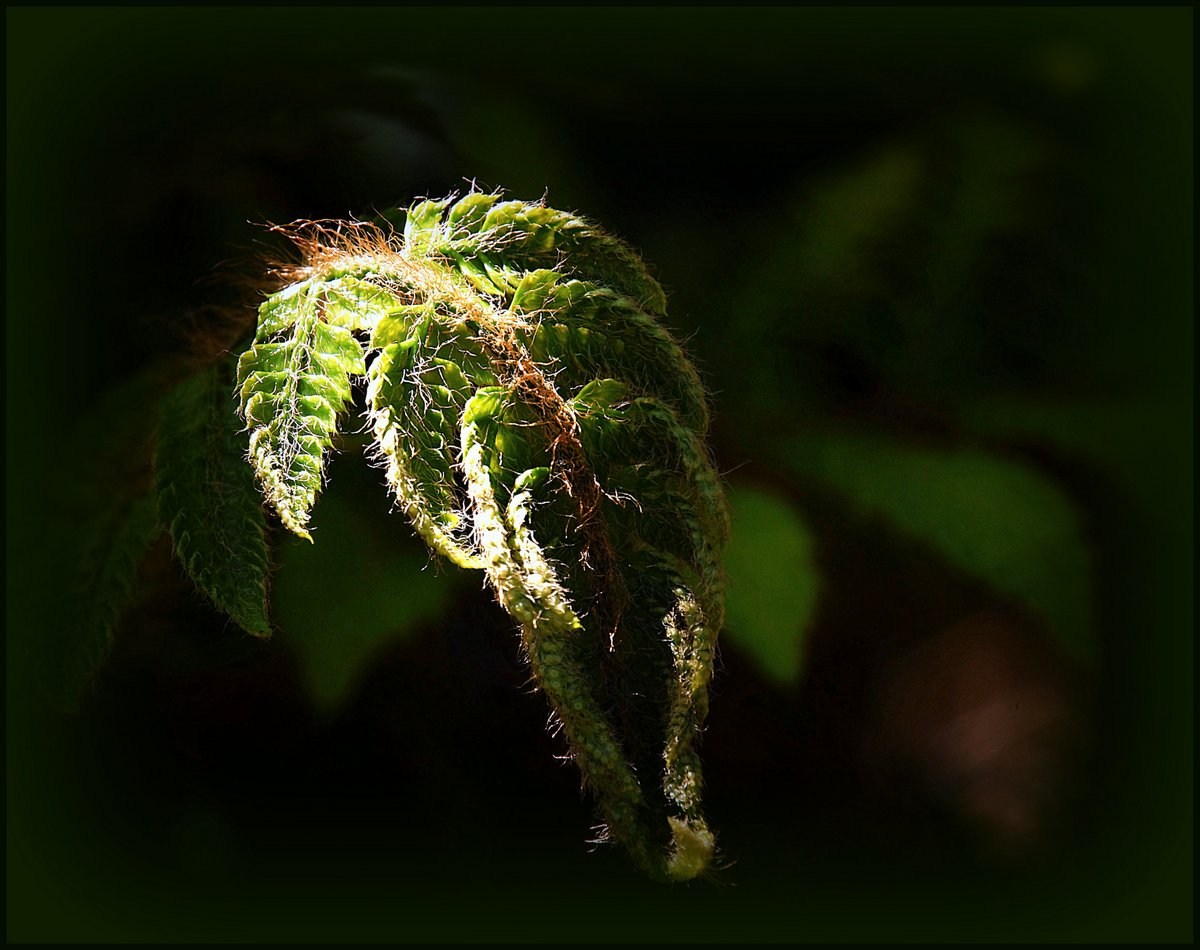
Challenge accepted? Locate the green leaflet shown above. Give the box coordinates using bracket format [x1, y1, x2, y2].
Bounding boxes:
[237, 191, 727, 882]
[156, 359, 271, 637]
[513, 272, 710, 434]
[238, 283, 368, 539]
[406, 191, 670, 315]
[366, 305, 493, 569]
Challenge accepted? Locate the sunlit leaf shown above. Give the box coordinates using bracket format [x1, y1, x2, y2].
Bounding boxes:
[237, 284, 368, 540]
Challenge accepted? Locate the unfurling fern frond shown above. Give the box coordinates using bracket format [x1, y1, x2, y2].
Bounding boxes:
[236, 191, 728, 882]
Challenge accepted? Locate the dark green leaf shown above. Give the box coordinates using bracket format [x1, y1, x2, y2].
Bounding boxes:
[57, 493, 162, 706]
[156, 360, 271, 636]
[784, 430, 1094, 659]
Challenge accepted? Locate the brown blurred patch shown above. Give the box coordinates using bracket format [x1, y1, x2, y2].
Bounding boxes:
[864, 606, 1085, 858]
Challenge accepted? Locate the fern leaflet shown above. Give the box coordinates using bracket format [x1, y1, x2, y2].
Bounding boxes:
[156, 358, 272, 636]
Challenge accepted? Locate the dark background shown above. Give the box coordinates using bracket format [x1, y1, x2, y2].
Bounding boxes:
[7, 7, 1192, 942]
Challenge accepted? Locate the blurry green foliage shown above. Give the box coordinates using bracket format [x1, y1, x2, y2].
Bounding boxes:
[35, 365, 173, 706]
[780, 430, 1093, 660]
[960, 394, 1190, 513]
[719, 113, 1070, 420]
[155, 359, 270, 637]
[55, 494, 162, 706]
[270, 456, 460, 712]
[721, 484, 821, 685]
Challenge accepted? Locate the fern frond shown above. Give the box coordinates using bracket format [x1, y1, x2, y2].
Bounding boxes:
[156, 359, 271, 636]
[239, 189, 727, 881]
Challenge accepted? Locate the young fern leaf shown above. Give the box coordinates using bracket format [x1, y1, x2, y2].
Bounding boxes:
[237, 282, 368, 539]
[239, 191, 728, 882]
[155, 358, 271, 636]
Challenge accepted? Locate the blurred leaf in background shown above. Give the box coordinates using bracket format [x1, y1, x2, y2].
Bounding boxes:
[29, 364, 175, 708]
[270, 452, 463, 713]
[960, 393, 1191, 520]
[721, 484, 821, 685]
[778, 430, 1093, 661]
